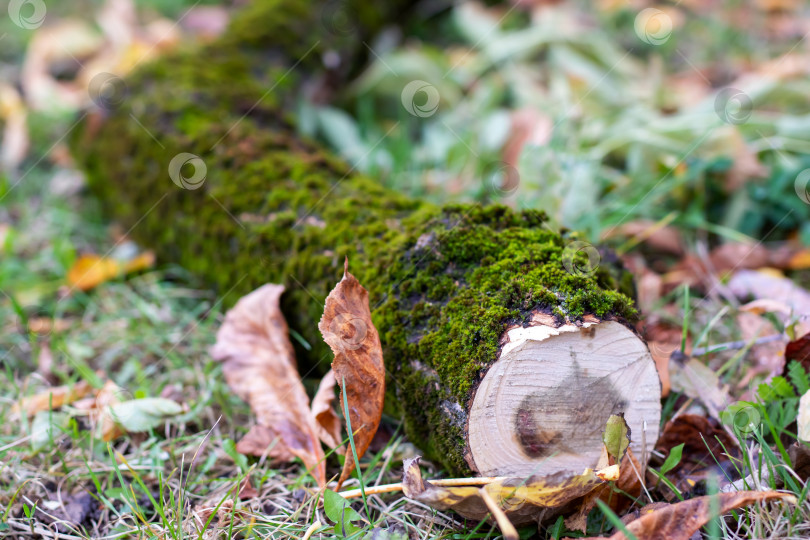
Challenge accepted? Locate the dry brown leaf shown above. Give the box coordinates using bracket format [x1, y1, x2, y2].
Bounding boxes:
[94, 380, 127, 441]
[784, 332, 810, 375]
[607, 220, 684, 255]
[636, 270, 663, 315]
[211, 284, 326, 486]
[311, 369, 343, 450]
[788, 441, 810, 480]
[502, 107, 552, 166]
[736, 312, 785, 376]
[22, 21, 103, 111]
[592, 491, 795, 540]
[739, 298, 792, 315]
[728, 269, 810, 336]
[709, 242, 771, 273]
[0, 83, 29, 171]
[67, 252, 155, 291]
[181, 5, 230, 38]
[565, 448, 642, 532]
[13, 380, 93, 418]
[725, 130, 769, 190]
[73, 384, 127, 441]
[653, 415, 739, 494]
[319, 260, 385, 488]
[32, 490, 96, 534]
[641, 323, 685, 398]
[669, 355, 732, 425]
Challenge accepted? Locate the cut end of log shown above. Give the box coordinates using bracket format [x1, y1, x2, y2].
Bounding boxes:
[467, 318, 661, 477]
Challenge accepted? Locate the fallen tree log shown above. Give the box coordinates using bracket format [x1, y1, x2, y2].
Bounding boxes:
[69, 0, 661, 476]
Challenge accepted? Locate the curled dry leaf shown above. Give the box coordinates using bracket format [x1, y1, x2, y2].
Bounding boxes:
[404, 415, 629, 527]
[211, 284, 326, 486]
[402, 456, 619, 526]
[592, 491, 795, 540]
[319, 261, 385, 487]
[728, 269, 810, 336]
[311, 369, 343, 450]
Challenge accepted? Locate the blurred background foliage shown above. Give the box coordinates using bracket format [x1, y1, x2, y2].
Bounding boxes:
[297, 1, 810, 245]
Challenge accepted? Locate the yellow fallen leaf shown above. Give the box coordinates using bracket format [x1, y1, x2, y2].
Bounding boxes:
[402, 456, 617, 526]
[66, 252, 155, 291]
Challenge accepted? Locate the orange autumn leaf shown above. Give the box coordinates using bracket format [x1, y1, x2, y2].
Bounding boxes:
[211, 284, 326, 486]
[788, 249, 810, 270]
[319, 260, 385, 488]
[67, 252, 155, 291]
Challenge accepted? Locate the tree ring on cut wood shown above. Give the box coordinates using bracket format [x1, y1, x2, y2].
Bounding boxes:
[466, 318, 661, 477]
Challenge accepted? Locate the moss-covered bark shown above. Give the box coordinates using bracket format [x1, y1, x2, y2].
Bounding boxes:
[70, 0, 637, 475]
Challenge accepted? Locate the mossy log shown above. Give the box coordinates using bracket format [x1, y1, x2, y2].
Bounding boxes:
[70, 0, 661, 476]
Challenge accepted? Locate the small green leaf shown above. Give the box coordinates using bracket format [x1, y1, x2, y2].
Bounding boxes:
[222, 439, 248, 472]
[334, 521, 363, 538]
[30, 411, 70, 452]
[758, 376, 796, 401]
[788, 361, 810, 395]
[602, 414, 630, 462]
[660, 443, 684, 475]
[107, 397, 183, 432]
[323, 489, 364, 538]
[363, 527, 408, 540]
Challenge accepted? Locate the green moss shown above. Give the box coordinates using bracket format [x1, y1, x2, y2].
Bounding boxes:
[69, 0, 637, 476]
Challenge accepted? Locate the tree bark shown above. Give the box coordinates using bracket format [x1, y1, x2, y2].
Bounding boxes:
[69, 0, 660, 476]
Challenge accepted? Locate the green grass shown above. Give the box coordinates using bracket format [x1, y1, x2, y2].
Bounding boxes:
[2, 0, 810, 538]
